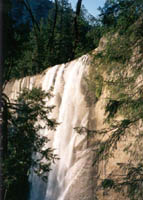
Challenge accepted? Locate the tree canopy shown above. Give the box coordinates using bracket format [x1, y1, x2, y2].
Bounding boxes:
[3, 0, 101, 80]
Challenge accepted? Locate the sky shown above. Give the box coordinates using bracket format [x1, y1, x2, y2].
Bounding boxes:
[69, 0, 106, 17]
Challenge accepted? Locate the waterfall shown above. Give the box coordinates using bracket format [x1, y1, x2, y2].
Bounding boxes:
[5, 55, 97, 200]
[5, 37, 141, 200]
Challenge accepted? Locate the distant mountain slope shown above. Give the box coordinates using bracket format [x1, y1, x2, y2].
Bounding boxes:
[11, 0, 54, 26]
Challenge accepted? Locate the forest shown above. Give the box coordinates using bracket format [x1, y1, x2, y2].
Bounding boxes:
[3, 0, 99, 81]
[0, 0, 143, 200]
[3, 0, 143, 82]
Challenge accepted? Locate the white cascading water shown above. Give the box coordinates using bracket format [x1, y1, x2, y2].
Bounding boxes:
[5, 55, 97, 200]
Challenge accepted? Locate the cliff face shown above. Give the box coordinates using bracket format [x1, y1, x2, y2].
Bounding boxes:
[4, 33, 143, 200]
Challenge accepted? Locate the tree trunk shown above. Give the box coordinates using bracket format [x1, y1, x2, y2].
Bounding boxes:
[0, 0, 3, 199]
[48, 0, 58, 51]
[22, 0, 40, 32]
[72, 0, 82, 58]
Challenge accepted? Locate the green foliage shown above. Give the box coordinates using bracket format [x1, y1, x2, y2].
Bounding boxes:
[105, 35, 132, 64]
[105, 100, 122, 120]
[86, 24, 103, 50]
[101, 179, 115, 189]
[4, 0, 143, 81]
[4, 0, 99, 80]
[101, 163, 143, 200]
[85, 58, 104, 103]
[99, 0, 143, 32]
[85, 10, 143, 104]
[3, 88, 58, 200]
